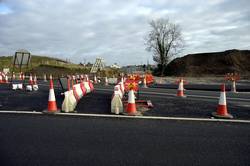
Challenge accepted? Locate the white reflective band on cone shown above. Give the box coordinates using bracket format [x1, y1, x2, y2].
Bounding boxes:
[48, 89, 56, 101]
[219, 92, 227, 105]
[178, 81, 184, 90]
[128, 90, 135, 103]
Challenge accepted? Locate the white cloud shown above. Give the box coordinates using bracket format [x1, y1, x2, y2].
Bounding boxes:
[0, 0, 249, 65]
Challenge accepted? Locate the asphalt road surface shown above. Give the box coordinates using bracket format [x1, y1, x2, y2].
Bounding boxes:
[0, 82, 250, 120]
[0, 114, 249, 166]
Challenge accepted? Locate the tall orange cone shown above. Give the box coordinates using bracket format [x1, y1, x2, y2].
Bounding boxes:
[143, 76, 148, 88]
[5, 75, 8, 83]
[29, 74, 33, 85]
[126, 89, 137, 115]
[33, 75, 37, 85]
[177, 78, 186, 97]
[212, 84, 233, 119]
[12, 72, 16, 80]
[0, 73, 3, 83]
[43, 74, 47, 82]
[19, 72, 22, 80]
[94, 75, 97, 84]
[231, 80, 237, 93]
[105, 77, 108, 86]
[33, 75, 39, 91]
[43, 75, 59, 113]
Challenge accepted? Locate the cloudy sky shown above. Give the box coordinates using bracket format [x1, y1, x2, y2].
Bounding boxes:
[0, 0, 249, 65]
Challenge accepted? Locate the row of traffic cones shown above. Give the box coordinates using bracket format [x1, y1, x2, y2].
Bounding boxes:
[43, 74, 233, 118]
[176, 79, 233, 119]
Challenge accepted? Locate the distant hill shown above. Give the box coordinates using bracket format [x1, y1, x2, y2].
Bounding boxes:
[0, 55, 90, 76]
[0, 55, 71, 68]
[166, 49, 250, 76]
[0, 54, 120, 77]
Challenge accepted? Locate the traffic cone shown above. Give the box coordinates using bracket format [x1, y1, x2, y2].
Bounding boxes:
[94, 75, 97, 84]
[5, 75, 8, 83]
[43, 75, 59, 113]
[212, 84, 233, 119]
[12, 72, 16, 80]
[126, 89, 137, 115]
[19, 72, 22, 80]
[231, 80, 237, 93]
[29, 74, 33, 85]
[143, 76, 148, 88]
[44, 74, 47, 82]
[177, 79, 186, 97]
[105, 77, 108, 86]
[33, 75, 37, 85]
[0, 73, 2, 83]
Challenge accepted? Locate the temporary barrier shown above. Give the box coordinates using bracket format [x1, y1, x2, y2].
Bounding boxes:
[73, 84, 83, 101]
[84, 82, 91, 93]
[62, 90, 77, 112]
[111, 91, 123, 114]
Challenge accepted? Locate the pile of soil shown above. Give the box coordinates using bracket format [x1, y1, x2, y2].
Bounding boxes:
[166, 49, 250, 76]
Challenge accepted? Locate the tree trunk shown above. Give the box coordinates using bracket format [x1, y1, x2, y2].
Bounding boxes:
[160, 65, 165, 76]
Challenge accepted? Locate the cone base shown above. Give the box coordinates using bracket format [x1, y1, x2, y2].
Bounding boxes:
[212, 112, 233, 119]
[176, 95, 187, 98]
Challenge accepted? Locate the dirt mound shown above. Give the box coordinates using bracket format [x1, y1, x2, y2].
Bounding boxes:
[166, 49, 250, 76]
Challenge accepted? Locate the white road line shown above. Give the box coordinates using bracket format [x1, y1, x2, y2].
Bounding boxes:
[0, 110, 250, 124]
[96, 88, 250, 102]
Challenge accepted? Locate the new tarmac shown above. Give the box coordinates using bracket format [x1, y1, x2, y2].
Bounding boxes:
[0, 81, 250, 165]
[0, 113, 249, 166]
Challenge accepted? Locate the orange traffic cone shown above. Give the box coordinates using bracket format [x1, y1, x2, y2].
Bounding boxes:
[231, 80, 237, 93]
[177, 79, 186, 97]
[0, 73, 3, 83]
[12, 72, 16, 80]
[43, 74, 47, 82]
[126, 89, 137, 115]
[33, 75, 37, 85]
[43, 75, 59, 113]
[19, 72, 22, 80]
[143, 76, 148, 88]
[212, 84, 233, 119]
[29, 74, 33, 85]
[105, 77, 108, 86]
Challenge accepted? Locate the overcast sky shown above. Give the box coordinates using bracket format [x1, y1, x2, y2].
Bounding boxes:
[0, 0, 249, 65]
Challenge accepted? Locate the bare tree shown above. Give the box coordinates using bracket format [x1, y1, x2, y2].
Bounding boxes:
[146, 18, 184, 76]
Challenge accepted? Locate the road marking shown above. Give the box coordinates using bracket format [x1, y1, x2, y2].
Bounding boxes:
[96, 88, 250, 102]
[0, 110, 250, 124]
